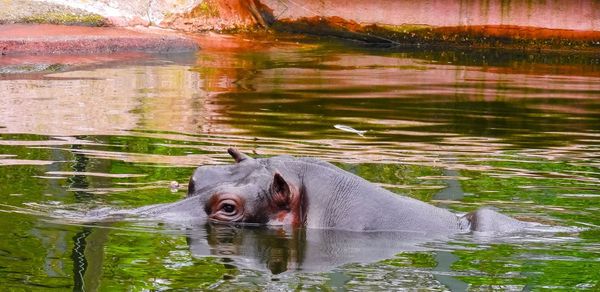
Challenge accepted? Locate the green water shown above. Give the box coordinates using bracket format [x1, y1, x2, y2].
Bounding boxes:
[0, 36, 599, 290]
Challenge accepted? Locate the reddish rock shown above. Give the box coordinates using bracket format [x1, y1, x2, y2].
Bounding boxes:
[0, 24, 198, 56]
[162, 0, 273, 32]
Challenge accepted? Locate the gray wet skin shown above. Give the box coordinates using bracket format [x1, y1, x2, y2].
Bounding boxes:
[134, 148, 530, 234]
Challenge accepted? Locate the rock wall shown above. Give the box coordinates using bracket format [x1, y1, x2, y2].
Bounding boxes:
[33, 0, 600, 32]
[263, 0, 600, 32]
[39, 0, 203, 26]
[263, 0, 600, 51]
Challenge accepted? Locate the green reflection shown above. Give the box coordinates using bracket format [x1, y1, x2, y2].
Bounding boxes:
[458, 157, 600, 226]
[452, 243, 600, 290]
[382, 252, 437, 268]
[97, 226, 228, 290]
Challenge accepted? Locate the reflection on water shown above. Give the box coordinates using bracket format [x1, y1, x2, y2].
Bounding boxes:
[192, 224, 439, 274]
[0, 34, 599, 290]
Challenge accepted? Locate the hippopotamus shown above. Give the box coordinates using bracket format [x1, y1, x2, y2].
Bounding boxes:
[132, 148, 531, 234]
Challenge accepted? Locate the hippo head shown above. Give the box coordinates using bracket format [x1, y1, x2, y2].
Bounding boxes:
[187, 148, 305, 227]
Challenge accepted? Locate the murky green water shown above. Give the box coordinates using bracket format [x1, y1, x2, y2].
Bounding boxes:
[1, 35, 599, 290]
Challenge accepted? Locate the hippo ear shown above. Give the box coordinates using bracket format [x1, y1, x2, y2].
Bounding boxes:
[270, 173, 291, 209]
[227, 148, 252, 163]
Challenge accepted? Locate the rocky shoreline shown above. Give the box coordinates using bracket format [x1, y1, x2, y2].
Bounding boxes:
[1, 0, 598, 74]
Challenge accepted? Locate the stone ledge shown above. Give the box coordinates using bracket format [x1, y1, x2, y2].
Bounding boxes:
[0, 24, 199, 56]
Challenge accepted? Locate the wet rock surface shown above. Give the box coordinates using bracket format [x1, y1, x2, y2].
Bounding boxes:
[273, 17, 600, 53]
[0, 24, 198, 56]
[0, 0, 198, 72]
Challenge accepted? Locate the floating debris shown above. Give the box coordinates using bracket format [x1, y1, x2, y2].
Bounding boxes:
[334, 124, 367, 137]
[170, 181, 180, 192]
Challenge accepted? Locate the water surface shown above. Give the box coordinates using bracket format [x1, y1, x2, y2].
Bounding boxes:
[0, 34, 599, 290]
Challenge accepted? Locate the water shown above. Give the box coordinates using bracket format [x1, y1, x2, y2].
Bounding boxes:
[0, 34, 599, 290]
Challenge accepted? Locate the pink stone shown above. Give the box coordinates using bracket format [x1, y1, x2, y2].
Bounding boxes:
[0, 24, 198, 56]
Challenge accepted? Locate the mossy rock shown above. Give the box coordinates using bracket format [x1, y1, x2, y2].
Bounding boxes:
[0, 64, 66, 74]
[22, 12, 107, 27]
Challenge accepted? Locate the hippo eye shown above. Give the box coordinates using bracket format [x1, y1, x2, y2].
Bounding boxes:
[211, 197, 242, 221]
[217, 199, 238, 216]
[222, 203, 236, 214]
